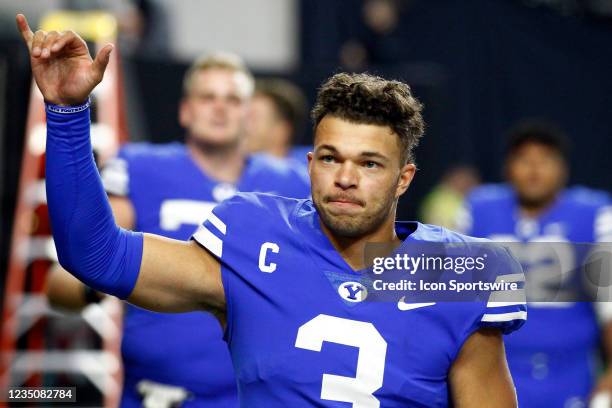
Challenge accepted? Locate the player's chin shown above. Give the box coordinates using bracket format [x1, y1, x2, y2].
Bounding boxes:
[518, 189, 554, 207]
[196, 131, 239, 146]
[322, 216, 365, 237]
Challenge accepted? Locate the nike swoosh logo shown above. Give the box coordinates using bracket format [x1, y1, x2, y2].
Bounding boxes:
[397, 296, 436, 311]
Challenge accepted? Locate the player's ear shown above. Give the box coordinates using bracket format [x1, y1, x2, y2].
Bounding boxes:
[178, 98, 190, 127]
[396, 163, 416, 198]
[308, 132, 317, 176]
[307, 151, 314, 176]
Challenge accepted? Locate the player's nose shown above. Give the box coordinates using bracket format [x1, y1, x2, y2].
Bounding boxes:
[334, 161, 359, 189]
[211, 96, 230, 112]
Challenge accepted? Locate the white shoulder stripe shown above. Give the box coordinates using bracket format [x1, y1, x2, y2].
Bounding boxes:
[487, 301, 527, 308]
[193, 225, 223, 257]
[596, 207, 612, 239]
[595, 206, 612, 221]
[596, 219, 612, 230]
[481, 311, 527, 322]
[206, 212, 227, 235]
[101, 159, 129, 196]
[597, 234, 612, 243]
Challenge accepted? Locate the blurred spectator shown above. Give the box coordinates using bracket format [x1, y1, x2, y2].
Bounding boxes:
[458, 119, 612, 408]
[363, 0, 401, 34]
[339, 0, 413, 69]
[418, 164, 479, 229]
[246, 78, 309, 160]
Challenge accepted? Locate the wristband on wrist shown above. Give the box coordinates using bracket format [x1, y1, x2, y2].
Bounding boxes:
[45, 98, 91, 114]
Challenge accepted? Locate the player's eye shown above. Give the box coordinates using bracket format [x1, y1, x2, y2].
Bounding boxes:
[227, 95, 242, 105]
[320, 155, 335, 163]
[194, 93, 214, 102]
[364, 161, 379, 169]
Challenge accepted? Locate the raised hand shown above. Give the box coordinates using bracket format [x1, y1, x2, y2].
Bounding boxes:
[16, 14, 113, 106]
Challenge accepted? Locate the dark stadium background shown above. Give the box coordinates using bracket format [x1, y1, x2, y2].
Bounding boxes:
[1, 0, 612, 299]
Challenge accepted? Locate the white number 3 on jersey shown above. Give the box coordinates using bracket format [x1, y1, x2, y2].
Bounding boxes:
[295, 314, 387, 408]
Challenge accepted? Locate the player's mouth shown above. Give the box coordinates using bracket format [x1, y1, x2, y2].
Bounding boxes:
[211, 121, 229, 128]
[325, 195, 364, 211]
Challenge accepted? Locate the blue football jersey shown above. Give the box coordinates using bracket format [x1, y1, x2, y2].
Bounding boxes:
[460, 183, 612, 408]
[191, 193, 526, 407]
[100, 142, 310, 407]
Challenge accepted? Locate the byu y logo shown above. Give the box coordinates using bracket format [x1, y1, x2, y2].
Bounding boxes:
[338, 281, 368, 303]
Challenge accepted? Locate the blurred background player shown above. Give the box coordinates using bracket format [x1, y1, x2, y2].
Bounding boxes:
[46, 52, 310, 407]
[457, 120, 612, 408]
[245, 78, 311, 165]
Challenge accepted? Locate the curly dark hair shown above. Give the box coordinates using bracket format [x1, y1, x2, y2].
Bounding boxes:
[311, 72, 425, 164]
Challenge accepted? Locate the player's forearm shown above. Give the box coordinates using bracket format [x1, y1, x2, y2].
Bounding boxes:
[45, 101, 143, 299]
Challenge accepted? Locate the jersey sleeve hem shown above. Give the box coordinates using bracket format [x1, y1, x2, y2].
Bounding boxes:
[478, 248, 527, 334]
[190, 232, 235, 345]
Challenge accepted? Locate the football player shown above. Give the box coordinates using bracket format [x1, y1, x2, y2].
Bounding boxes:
[458, 120, 612, 407]
[19, 15, 526, 407]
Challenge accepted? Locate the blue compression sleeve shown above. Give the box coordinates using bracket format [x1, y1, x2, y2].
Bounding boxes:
[45, 101, 143, 299]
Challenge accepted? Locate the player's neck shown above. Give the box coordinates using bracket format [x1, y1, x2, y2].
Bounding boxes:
[321, 217, 401, 271]
[267, 143, 289, 159]
[186, 137, 245, 184]
[518, 193, 558, 218]
[265, 129, 290, 158]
